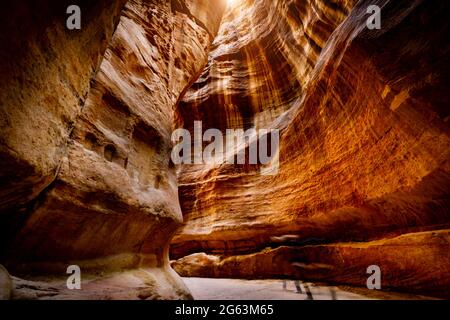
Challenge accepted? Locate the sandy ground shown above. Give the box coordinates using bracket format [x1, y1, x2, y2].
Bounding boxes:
[9, 274, 436, 300]
[182, 278, 436, 300]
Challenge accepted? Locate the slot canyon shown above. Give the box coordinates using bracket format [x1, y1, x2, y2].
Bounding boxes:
[0, 0, 449, 300]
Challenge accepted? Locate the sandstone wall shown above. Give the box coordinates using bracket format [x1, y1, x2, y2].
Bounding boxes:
[176, 0, 358, 131]
[0, 0, 127, 232]
[0, 0, 225, 299]
[172, 0, 450, 298]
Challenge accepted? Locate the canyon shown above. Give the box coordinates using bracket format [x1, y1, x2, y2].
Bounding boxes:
[171, 0, 450, 299]
[0, 0, 449, 300]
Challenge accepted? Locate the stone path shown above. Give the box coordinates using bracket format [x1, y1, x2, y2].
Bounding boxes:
[182, 278, 435, 300]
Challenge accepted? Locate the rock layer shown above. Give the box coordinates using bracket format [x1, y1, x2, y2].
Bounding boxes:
[0, 0, 225, 299]
[172, 0, 450, 298]
[173, 230, 450, 298]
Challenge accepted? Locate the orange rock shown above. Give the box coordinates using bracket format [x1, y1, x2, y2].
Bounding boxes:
[0, 0, 225, 299]
[172, 0, 450, 298]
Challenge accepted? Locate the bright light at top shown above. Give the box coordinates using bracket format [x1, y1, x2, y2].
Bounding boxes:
[227, 0, 239, 7]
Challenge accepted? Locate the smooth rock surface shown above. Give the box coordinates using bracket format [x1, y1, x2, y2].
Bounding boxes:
[11, 267, 190, 300]
[0, 264, 11, 300]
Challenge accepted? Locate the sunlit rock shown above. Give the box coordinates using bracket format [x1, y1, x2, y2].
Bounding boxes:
[172, 0, 450, 299]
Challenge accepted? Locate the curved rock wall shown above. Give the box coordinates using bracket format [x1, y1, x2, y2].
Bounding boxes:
[176, 0, 357, 131]
[0, 0, 225, 299]
[0, 0, 127, 226]
[172, 0, 450, 298]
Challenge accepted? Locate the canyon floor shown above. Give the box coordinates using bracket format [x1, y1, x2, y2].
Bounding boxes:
[9, 275, 437, 300]
[182, 278, 437, 301]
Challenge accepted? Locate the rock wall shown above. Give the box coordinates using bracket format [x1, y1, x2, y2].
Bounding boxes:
[175, 0, 358, 131]
[0, 0, 225, 299]
[0, 264, 11, 300]
[172, 0, 450, 298]
[0, 0, 127, 230]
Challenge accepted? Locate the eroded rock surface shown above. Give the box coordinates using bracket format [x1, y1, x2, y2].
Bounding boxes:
[173, 230, 450, 298]
[172, 0, 450, 298]
[0, 0, 225, 299]
[1, 0, 448, 300]
[0, 0, 127, 219]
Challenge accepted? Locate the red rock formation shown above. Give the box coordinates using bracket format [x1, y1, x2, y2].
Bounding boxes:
[0, 0, 225, 299]
[172, 0, 450, 298]
[0, 0, 448, 300]
[176, 0, 358, 131]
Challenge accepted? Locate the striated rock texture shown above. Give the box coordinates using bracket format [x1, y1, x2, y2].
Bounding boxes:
[0, 0, 225, 299]
[176, 0, 358, 131]
[1, 0, 449, 300]
[172, 0, 450, 298]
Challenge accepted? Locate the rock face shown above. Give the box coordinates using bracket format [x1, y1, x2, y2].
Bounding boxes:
[0, 0, 128, 220]
[0, 0, 225, 299]
[172, 0, 450, 298]
[176, 0, 358, 131]
[173, 230, 450, 299]
[0, 265, 11, 300]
